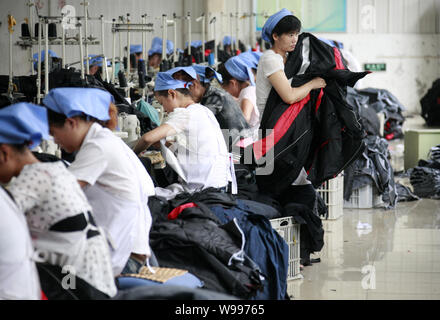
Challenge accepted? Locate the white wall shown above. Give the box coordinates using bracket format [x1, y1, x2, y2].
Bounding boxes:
[1, 0, 439, 115]
[318, 0, 440, 115]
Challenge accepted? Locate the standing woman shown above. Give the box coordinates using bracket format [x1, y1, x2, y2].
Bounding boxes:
[217, 55, 260, 141]
[43, 88, 155, 276]
[0, 103, 116, 299]
[256, 9, 326, 187]
[256, 9, 326, 267]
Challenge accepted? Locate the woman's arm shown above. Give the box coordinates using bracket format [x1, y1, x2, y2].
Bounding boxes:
[268, 70, 326, 105]
[133, 124, 177, 155]
[240, 98, 254, 123]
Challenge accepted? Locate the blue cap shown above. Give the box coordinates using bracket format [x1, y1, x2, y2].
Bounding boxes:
[238, 50, 262, 69]
[43, 87, 114, 121]
[223, 36, 235, 46]
[154, 72, 192, 91]
[130, 44, 143, 54]
[192, 65, 223, 84]
[225, 55, 256, 86]
[165, 66, 198, 81]
[262, 8, 293, 42]
[186, 40, 203, 48]
[33, 50, 58, 71]
[148, 37, 174, 56]
[0, 103, 49, 149]
[84, 54, 111, 67]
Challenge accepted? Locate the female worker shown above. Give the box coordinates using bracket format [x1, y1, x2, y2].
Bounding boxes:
[0, 103, 116, 298]
[133, 68, 231, 200]
[218, 55, 260, 141]
[43, 88, 155, 276]
[257, 9, 327, 267]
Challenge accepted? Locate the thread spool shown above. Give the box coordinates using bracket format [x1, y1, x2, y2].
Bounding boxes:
[137, 59, 146, 76]
[48, 23, 57, 39]
[138, 71, 146, 88]
[34, 23, 42, 38]
[123, 56, 127, 70]
[21, 23, 31, 38]
[118, 70, 127, 87]
[130, 53, 137, 69]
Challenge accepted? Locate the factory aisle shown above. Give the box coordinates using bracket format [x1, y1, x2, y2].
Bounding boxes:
[287, 199, 440, 300]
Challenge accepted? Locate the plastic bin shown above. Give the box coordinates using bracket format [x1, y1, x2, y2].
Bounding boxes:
[317, 173, 344, 220]
[343, 183, 383, 209]
[270, 217, 301, 281]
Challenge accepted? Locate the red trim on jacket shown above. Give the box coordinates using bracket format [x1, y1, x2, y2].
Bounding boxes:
[168, 203, 198, 220]
[253, 94, 311, 160]
[333, 48, 345, 70]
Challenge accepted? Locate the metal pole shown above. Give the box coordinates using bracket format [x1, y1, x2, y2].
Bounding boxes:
[234, 12, 239, 55]
[229, 13, 233, 52]
[173, 20, 177, 65]
[83, 1, 89, 74]
[44, 20, 49, 95]
[112, 19, 116, 83]
[9, 24, 13, 94]
[142, 15, 146, 61]
[78, 20, 85, 80]
[37, 19, 42, 104]
[187, 12, 191, 57]
[213, 17, 217, 64]
[202, 14, 205, 61]
[162, 14, 167, 59]
[28, 1, 34, 75]
[126, 13, 130, 79]
[61, 14, 66, 68]
[119, 17, 123, 71]
[100, 15, 106, 81]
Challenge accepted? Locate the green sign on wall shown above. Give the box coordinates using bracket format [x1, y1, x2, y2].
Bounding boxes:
[256, 0, 347, 32]
[364, 63, 387, 72]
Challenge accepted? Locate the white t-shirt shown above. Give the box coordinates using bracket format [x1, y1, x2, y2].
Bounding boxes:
[160, 103, 230, 196]
[0, 187, 41, 300]
[8, 162, 117, 297]
[255, 49, 311, 186]
[68, 123, 155, 274]
[256, 49, 285, 117]
[238, 86, 260, 140]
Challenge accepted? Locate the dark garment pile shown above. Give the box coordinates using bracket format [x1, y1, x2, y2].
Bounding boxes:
[409, 157, 440, 199]
[395, 183, 419, 202]
[420, 79, 440, 126]
[149, 190, 274, 299]
[355, 88, 406, 140]
[233, 163, 325, 266]
[346, 87, 381, 136]
[343, 87, 401, 208]
[249, 32, 368, 196]
[343, 135, 398, 208]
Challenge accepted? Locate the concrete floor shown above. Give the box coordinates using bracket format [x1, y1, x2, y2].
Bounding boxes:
[287, 200, 440, 300]
[287, 115, 440, 300]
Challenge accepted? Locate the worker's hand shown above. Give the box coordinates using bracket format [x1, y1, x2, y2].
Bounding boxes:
[311, 77, 327, 89]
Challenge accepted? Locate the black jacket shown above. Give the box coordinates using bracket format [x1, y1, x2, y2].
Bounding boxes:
[254, 33, 368, 194]
[149, 200, 263, 299]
